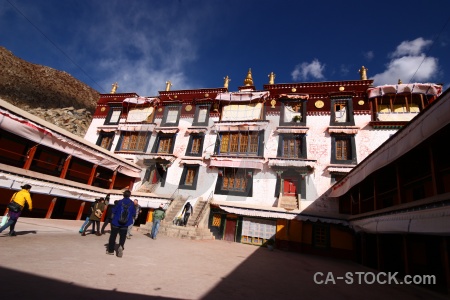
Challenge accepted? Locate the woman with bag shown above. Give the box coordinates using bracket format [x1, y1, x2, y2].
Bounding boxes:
[81, 197, 106, 236]
[0, 184, 33, 236]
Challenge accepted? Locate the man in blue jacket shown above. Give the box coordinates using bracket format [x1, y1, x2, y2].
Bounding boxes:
[106, 190, 136, 257]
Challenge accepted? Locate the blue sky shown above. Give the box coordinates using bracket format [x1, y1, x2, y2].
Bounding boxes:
[1, 0, 450, 96]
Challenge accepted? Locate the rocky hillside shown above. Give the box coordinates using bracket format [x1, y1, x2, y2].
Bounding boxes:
[0, 47, 99, 137]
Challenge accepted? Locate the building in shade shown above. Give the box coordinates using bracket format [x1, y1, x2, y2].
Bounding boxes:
[329, 87, 450, 294]
[0, 99, 171, 222]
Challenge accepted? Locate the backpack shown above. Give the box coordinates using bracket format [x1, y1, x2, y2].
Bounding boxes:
[118, 202, 131, 225]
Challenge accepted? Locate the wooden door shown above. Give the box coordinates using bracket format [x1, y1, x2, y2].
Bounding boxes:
[283, 178, 298, 197]
[224, 218, 237, 242]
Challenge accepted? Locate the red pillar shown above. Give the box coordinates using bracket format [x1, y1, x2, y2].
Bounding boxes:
[76, 202, 85, 220]
[87, 165, 98, 185]
[109, 169, 117, 189]
[23, 145, 37, 170]
[59, 155, 72, 179]
[45, 198, 57, 219]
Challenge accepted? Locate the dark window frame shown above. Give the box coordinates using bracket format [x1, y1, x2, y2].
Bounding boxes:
[185, 134, 205, 157]
[330, 97, 355, 126]
[279, 100, 307, 126]
[151, 133, 176, 154]
[312, 223, 330, 248]
[104, 106, 123, 125]
[160, 105, 182, 127]
[192, 104, 211, 126]
[96, 131, 115, 150]
[178, 165, 200, 190]
[277, 134, 307, 159]
[331, 134, 357, 164]
[215, 130, 264, 157]
[214, 167, 253, 197]
[114, 131, 151, 153]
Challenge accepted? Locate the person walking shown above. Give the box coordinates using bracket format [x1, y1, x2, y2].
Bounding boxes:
[81, 198, 106, 236]
[150, 203, 166, 240]
[79, 200, 98, 234]
[0, 184, 33, 236]
[126, 199, 142, 239]
[107, 190, 136, 257]
[101, 200, 117, 234]
[181, 202, 193, 227]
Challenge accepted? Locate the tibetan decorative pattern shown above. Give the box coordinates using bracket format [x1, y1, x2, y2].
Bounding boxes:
[212, 214, 221, 226]
[339, 86, 345, 91]
[185, 105, 192, 112]
[100, 107, 106, 112]
[315, 100, 324, 108]
[270, 99, 277, 108]
[358, 100, 365, 105]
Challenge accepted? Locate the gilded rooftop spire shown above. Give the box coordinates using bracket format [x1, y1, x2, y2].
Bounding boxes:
[398, 79, 403, 84]
[165, 81, 172, 91]
[224, 75, 231, 89]
[243, 68, 254, 86]
[110, 82, 118, 94]
[268, 72, 275, 85]
[358, 66, 368, 80]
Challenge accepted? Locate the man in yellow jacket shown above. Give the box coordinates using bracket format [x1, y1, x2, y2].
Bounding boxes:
[0, 184, 33, 236]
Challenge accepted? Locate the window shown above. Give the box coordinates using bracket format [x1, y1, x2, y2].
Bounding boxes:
[104, 107, 122, 125]
[313, 223, 330, 248]
[96, 131, 115, 150]
[151, 134, 176, 154]
[277, 134, 306, 158]
[161, 105, 181, 126]
[193, 105, 210, 126]
[330, 98, 354, 125]
[179, 165, 200, 190]
[279, 101, 306, 126]
[186, 134, 204, 156]
[214, 168, 253, 196]
[331, 135, 356, 164]
[115, 131, 150, 152]
[216, 131, 264, 156]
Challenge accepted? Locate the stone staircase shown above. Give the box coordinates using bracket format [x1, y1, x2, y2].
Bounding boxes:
[279, 196, 298, 210]
[138, 196, 215, 240]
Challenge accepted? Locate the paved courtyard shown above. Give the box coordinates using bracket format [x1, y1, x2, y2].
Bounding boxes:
[0, 218, 446, 299]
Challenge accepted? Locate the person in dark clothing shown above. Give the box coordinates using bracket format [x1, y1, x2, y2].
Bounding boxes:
[101, 200, 118, 234]
[107, 190, 136, 258]
[182, 202, 193, 227]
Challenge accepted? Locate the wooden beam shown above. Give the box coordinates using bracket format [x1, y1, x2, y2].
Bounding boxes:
[109, 169, 117, 189]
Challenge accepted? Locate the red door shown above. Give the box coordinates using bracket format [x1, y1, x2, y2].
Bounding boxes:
[283, 179, 297, 197]
[224, 218, 237, 242]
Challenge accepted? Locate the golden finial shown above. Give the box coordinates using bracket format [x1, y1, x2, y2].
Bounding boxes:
[110, 82, 118, 94]
[358, 66, 368, 80]
[165, 81, 172, 91]
[398, 79, 402, 84]
[224, 76, 231, 89]
[268, 72, 275, 85]
[243, 68, 254, 86]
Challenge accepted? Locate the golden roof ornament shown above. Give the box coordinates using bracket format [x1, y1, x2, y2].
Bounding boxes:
[244, 68, 254, 86]
[268, 72, 275, 85]
[224, 76, 231, 89]
[165, 81, 172, 91]
[110, 82, 118, 94]
[398, 79, 402, 84]
[358, 66, 368, 80]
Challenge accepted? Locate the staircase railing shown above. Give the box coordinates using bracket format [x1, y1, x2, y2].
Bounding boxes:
[193, 190, 213, 227]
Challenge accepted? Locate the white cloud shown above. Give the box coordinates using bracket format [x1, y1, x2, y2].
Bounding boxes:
[291, 59, 325, 81]
[390, 38, 432, 58]
[372, 38, 438, 85]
